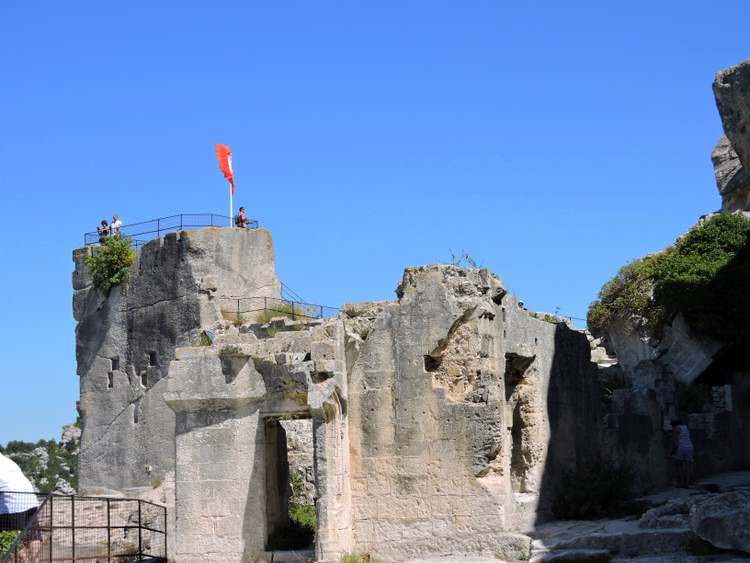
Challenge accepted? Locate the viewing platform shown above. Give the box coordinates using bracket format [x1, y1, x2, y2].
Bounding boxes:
[83, 213, 259, 248]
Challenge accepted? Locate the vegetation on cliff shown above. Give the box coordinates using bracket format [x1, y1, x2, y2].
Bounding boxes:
[86, 236, 136, 292]
[588, 213, 750, 342]
[0, 426, 79, 495]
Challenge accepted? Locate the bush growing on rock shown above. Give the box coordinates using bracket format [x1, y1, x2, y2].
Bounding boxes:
[0, 531, 19, 553]
[588, 213, 750, 342]
[587, 254, 664, 337]
[85, 236, 136, 293]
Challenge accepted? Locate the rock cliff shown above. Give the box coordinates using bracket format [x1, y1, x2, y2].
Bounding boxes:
[589, 59, 750, 491]
[713, 60, 750, 211]
[72, 228, 280, 495]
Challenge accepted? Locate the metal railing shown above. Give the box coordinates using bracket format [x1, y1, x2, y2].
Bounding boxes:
[1, 492, 166, 562]
[218, 295, 339, 323]
[84, 213, 259, 247]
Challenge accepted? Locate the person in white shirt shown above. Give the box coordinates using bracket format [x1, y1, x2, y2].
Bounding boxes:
[0, 453, 41, 560]
[111, 214, 123, 237]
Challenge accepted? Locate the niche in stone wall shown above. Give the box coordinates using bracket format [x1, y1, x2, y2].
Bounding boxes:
[504, 352, 535, 493]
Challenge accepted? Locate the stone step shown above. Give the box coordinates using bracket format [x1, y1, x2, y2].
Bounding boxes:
[551, 528, 697, 557]
[613, 555, 750, 563]
[530, 548, 611, 562]
[269, 549, 315, 562]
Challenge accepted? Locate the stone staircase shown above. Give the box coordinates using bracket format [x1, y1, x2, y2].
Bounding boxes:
[529, 472, 750, 563]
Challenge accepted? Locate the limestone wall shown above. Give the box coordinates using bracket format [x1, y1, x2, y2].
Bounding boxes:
[163, 319, 352, 563]
[74, 230, 605, 562]
[344, 266, 600, 559]
[72, 228, 280, 496]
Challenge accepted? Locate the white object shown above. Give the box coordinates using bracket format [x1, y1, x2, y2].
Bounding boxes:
[0, 453, 38, 513]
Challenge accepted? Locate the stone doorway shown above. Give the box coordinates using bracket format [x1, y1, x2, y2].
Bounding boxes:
[264, 415, 317, 554]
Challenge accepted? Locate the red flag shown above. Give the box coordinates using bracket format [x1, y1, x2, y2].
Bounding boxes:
[215, 143, 235, 194]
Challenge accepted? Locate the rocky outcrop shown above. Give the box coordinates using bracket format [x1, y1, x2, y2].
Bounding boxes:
[73, 227, 280, 497]
[689, 490, 750, 554]
[712, 135, 750, 212]
[713, 60, 750, 211]
[606, 314, 724, 386]
[150, 259, 602, 562]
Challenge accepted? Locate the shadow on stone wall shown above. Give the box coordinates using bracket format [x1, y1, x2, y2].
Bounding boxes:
[534, 324, 602, 525]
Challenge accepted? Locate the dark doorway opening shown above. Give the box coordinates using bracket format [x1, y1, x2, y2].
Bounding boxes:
[265, 416, 316, 552]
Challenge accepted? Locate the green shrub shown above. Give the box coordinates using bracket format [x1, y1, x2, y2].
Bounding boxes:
[587, 254, 665, 336]
[266, 470, 316, 551]
[340, 554, 380, 563]
[256, 302, 301, 324]
[0, 531, 19, 554]
[86, 236, 136, 293]
[0, 438, 78, 494]
[552, 459, 639, 520]
[654, 214, 750, 341]
[289, 502, 316, 529]
[588, 213, 750, 342]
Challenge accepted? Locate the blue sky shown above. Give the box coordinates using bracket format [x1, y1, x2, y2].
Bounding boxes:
[0, 1, 747, 443]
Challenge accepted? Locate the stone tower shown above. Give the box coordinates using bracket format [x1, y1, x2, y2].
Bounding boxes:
[72, 228, 280, 495]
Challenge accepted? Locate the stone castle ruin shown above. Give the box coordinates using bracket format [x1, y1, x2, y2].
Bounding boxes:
[72, 61, 750, 562]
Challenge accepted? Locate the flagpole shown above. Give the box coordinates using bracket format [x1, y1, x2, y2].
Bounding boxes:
[229, 183, 233, 227]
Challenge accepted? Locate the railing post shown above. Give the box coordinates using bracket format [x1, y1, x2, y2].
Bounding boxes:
[157, 217, 160, 238]
[320, 305, 323, 319]
[164, 505, 168, 561]
[237, 298, 240, 324]
[71, 496, 76, 562]
[291, 302, 295, 320]
[48, 495, 53, 563]
[107, 498, 111, 563]
[180, 214, 183, 231]
[264, 296, 267, 317]
[138, 501, 143, 559]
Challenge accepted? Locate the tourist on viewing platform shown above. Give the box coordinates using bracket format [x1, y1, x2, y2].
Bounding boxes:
[97, 219, 110, 243]
[111, 213, 122, 236]
[235, 206, 249, 228]
[671, 419, 694, 487]
[0, 452, 41, 559]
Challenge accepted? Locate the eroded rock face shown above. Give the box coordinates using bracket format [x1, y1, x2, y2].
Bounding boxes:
[712, 136, 750, 212]
[713, 60, 750, 211]
[345, 265, 600, 558]
[72, 228, 280, 495]
[689, 491, 750, 554]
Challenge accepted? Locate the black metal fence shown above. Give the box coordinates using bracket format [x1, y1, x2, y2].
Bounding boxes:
[0, 492, 167, 562]
[84, 213, 259, 247]
[218, 295, 339, 323]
